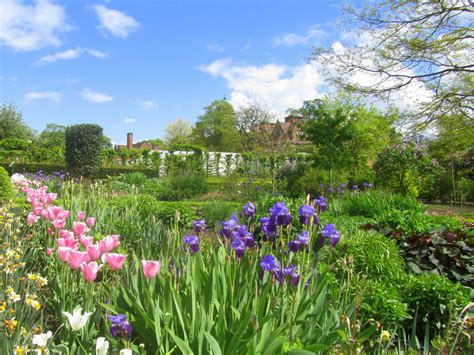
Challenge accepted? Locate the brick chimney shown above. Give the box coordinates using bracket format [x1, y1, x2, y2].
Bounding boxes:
[127, 132, 133, 149]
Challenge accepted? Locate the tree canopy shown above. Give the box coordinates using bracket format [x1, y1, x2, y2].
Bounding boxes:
[313, 0, 473, 127]
[192, 99, 241, 151]
[0, 103, 35, 140]
[164, 118, 192, 146]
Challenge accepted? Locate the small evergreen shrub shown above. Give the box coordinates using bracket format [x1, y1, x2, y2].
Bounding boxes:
[0, 166, 13, 201]
[65, 124, 104, 177]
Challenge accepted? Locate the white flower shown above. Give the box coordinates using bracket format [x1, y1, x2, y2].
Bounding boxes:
[96, 337, 109, 355]
[119, 349, 132, 355]
[32, 330, 52, 347]
[62, 307, 92, 331]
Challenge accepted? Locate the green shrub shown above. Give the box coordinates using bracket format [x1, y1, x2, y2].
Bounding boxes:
[118, 172, 148, 186]
[0, 138, 31, 150]
[157, 174, 208, 201]
[401, 273, 469, 339]
[201, 200, 237, 226]
[0, 166, 13, 201]
[65, 124, 104, 177]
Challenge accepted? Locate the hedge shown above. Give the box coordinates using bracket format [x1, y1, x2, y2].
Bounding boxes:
[0, 162, 160, 178]
[110, 194, 240, 226]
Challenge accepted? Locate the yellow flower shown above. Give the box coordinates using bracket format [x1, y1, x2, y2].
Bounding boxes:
[380, 330, 391, 343]
[3, 318, 18, 332]
[21, 326, 27, 337]
[26, 294, 41, 311]
[14, 346, 28, 355]
[0, 300, 6, 312]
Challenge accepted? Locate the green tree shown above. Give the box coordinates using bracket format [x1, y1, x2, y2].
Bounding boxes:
[65, 124, 104, 177]
[313, 0, 474, 126]
[38, 123, 66, 149]
[0, 103, 34, 140]
[164, 118, 192, 146]
[192, 99, 241, 151]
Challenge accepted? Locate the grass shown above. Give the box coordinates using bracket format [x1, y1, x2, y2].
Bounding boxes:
[425, 203, 474, 221]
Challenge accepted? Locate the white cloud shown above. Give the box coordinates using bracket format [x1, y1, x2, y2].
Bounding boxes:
[199, 59, 325, 117]
[93, 4, 139, 38]
[123, 117, 136, 123]
[273, 26, 328, 47]
[207, 42, 224, 52]
[80, 88, 114, 103]
[0, 0, 70, 51]
[25, 91, 62, 102]
[137, 100, 157, 111]
[36, 47, 108, 64]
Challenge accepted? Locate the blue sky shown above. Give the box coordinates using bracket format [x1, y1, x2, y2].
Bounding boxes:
[0, 0, 358, 144]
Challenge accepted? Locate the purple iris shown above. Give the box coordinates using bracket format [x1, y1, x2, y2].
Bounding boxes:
[290, 273, 300, 287]
[108, 314, 132, 338]
[220, 215, 239, 238]
[234, 225, 250, 239]
[243, 235, 255, 248]
[241, 202, 256, 218]
[269, 202, 292, 226]
[260, 254, 280, 272]
[362, 182, 373, 190]
[283, 264, 295, 276]
[314, 197, 327, 213]
[193, 220, 206, 233]
[260, 217, 277, 237]
[288, 230, 309, 253]
[321, 224, 341, 247]
[298, 204, 317, 225]
[288, 239, 301, 253]
[231, 239, 245, 259]
[183, 234, 200, 254]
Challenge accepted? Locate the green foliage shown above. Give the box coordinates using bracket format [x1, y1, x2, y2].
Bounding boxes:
[402, 273, 469, 339]
[65, 124, 104, 177]
[374, 142, 439, 197]
[162, 174, 209, 200]
[0, 103, 34, 140]
[164, 118, 192, 146]
[201, 200, 237, 226]
[0, 138, 31, 150]
[38, 123, 66, 149]
[118, 172, 148, 186]
[192, 99, 241, 151]
[0, 166, 13, 201]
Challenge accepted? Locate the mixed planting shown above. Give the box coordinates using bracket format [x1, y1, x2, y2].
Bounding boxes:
[0, 167, 472, 354]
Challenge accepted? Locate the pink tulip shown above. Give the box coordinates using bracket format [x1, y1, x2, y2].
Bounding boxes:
[33, 206, 43, 215]
[110, 235, 120, 249]
[73, 222, 89, 237]
[59, 230, 73, 239]
[77, 211, 86, 220]
[87, 244, 102, 261]
[52, 219, 66, 230]
[58, 247, 72, 262]
[80, 236, 94, 248]
[27, 213, 40, 226]
[141, 260, 162, 279]
[105, 253, 127, 271]
[41, 209, 49, 219]
[67, 250, 87, 269]
[99, 236, 116, 253]
[81, 262, 101, 282]
[46, 248, 54, 256]
[86, 217, 96, 227]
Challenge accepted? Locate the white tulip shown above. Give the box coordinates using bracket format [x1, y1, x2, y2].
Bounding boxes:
[119, 349, 132, 355]
[95, 337, 109, 355]
[32, 330, 52, 347]
[62, 306, 93, 331]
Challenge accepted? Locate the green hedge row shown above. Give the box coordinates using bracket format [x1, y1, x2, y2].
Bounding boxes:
[110, 194, 240, 227]
[1, 162, 159, 178]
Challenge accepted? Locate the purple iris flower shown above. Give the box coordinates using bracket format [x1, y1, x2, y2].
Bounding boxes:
[260, 254, 280, 272]
[283, 264, 295, 276]
[193, 220, 206, 233]
[297, 230, 309, 251]
[243, 235, 255, 248]
[351, 184, 359, 191]
[108, 314, 133, 338]
[183, 234, 200, 254]
[314, 197, 327, 212]
[235, 225, 250, 239]
[220, 215, 239, 238]
[269, 202, 293, 226]
[231, 239, 245, 259]
[241, 202, 256, 218]
[290, 273, 300, 287]
[321, 224, 341, 247]
[260, 217, 277, 237]
[288, 239, 301, 253]
[298, 204, 317, 225]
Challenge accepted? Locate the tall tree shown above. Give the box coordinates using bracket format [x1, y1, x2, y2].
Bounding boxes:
[38, 123, 66, 149]
[0, 103, 34, 140]
[192, 99, 241, 151]
[164, 118, 192, 146]
[313, 0, 473, 126]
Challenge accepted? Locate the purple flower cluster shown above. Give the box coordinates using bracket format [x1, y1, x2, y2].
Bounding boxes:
[362, 182, 373, 190]
[241, 202, 256, 218]
[298, 205, 318, 225]
[288, 230, 309, 253]
[230, 224, 255, 259]
[321, 224, 341, 247]
[260, 255, 299, 287]
[183, 234, 200, 253]
[220, 215, 239, 239]
[108, 314, 132, 338]
[193, 219, 206, 234]
[260, 202, 293, 238]
[314, 197, 327, 213]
